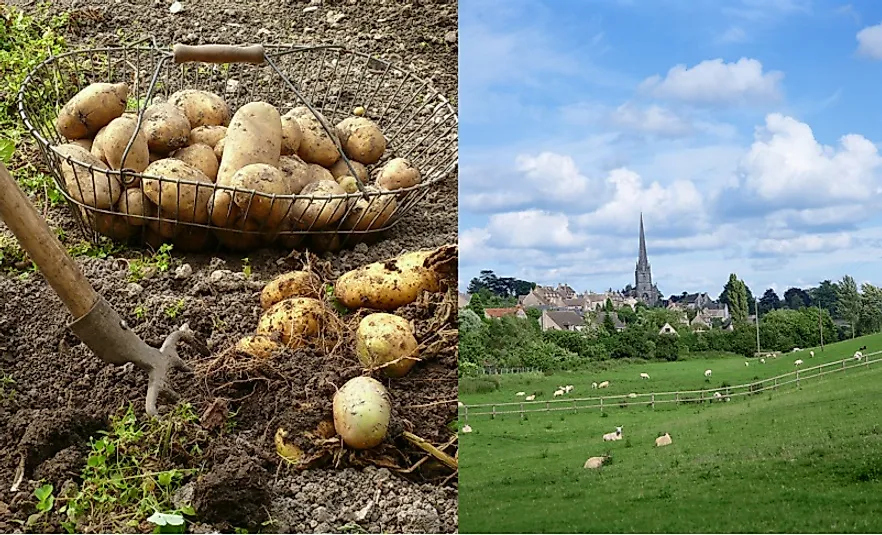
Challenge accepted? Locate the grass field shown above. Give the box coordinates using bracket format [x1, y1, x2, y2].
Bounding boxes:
[458, 334, 882, 533]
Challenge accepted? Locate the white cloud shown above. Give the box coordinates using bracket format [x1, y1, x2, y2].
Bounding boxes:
[716, 26, 749, 44]
[738, 113, 882, 206]
[486, 210, 585, 250]
[608, 102, 693, 136]
[753, 233, 855, 256]
[640, 58, 784, 105]
[514, 152, 595, 199]
[856, 22, 882, 60]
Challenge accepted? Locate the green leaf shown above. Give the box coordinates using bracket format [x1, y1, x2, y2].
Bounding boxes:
[87, 454, 105, 467]
[157, 470, 173, 486]
[0, 138, 14, 163]
[34, 483, 53, 501]
[147, 512, 186, 527]
[179, 504, 196, 516]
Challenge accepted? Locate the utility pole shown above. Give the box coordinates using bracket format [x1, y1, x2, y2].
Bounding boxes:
[819, 300, 824, 352]
[755, 298, 761, 355]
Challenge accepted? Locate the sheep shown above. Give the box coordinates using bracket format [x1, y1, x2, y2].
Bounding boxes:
[760, 358, 765, 364]
[704, 369, 712, 378]
[515, 391, 526, 397]
[457, 401, 463, 407]
[462, 425, 473, 433]
[627, 392, 638, 398]
[583, 455, 610, 470]
[855, 352, 863, 361]
[553, 389, 565, 397]
[598, 381, 610, 389]
[591, 382, 598, 389]
[565, 385, 574, 393]
[655, 433, 672, 447]
[745, 362, 749, 367]
[794, 359, 803, 366]
[525, 394, 536, 401]
[810, 350, 815, 358]
[859, 345, 867, 351]
[603, 426, 623, 441]
[640, 373, 650, 380]
[713, 392, 722, 399]
[792, 347, 801, 352]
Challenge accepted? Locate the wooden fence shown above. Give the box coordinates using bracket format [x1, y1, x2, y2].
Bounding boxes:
[478, 367, 541, 375]
[459, 350, 881, 423]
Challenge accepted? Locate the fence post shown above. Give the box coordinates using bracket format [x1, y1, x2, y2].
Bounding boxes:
[464, 406, 469, 423]
[651, 393, 655, 409]
[796, 370, 800, 388]
[774, 377, 777, 391]
[676, 392, 680, 405]
[492, 405, 496, 420]
[600, 397, 604, 413]
[700, 391, 703, 403]
[573, 399, 577, 414]
[520, 403, 524, 419]
[545, 400, 550, 412]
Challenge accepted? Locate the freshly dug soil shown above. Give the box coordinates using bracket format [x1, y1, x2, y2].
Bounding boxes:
[0, 0, 458, 532]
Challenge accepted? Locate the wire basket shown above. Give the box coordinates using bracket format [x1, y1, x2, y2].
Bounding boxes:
[17, 41, 458, 252]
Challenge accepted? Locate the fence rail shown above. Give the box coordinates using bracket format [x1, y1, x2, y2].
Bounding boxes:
[478, 367, 541, 375]
[459, 350, 881, 422]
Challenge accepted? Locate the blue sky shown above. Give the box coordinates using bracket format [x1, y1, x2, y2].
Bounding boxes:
[458, 0, 882, 299]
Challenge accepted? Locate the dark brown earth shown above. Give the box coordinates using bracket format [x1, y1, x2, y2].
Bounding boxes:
[0, 0, 458, 532]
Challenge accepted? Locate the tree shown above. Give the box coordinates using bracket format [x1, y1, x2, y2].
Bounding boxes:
[604, 298, 614, 312]
[602, 313, 617, 335]
[616, 306, 637, 325]
[809, 280, 839, 316]
[467, 292, 486, 317]
[758, 288, 781, 316]
[835, 275, 861, 339]
[686, 308, 698, 322]
[720, 274, 749, 323]
[467, 270, 534, 298]
[783, 287, 811, 310]
[859, 283, 882, 336]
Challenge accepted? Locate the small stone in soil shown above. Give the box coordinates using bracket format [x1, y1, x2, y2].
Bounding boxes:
[169, 1, 183, 14]
[175, 263, 193, 279]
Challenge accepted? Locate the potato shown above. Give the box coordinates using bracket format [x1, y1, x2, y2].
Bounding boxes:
[335, 117, 386, 165]
[87, 211, 138, 241]
[116, 188, 156, 226]
[256, 297, 325, 346]
[229, 163, 295, 227]
[54, 144, 122, 209]
[171, 143, 219, 181]
[149, 151, 164, 163]
[275, 220, 306, 250]
[377, 157, 420, 191]
[56, 82, 129, 140]
[140, 102, 191, 154]
[189, 125, 227, 148]
[217, 102, 282, 186]
[142, 159, 214, 223]
[328, 158, 368, 183]
[278, 155, 316, 194]
[167, 89, 231, 129]
[260, 271, 321, 310]
[236, 335, 282, 360]
[309, 163, 334, 184]
[210, 197, 271, 250]
[281, 115, 303, 156]
[356, 313, 419, 378]
[148, 221, 214, 251]
[286, 106, 340, 167]
[290, 180, 348, 230]
[91, 115, 150, 172]
[275, 428, 304, 464]
[341, 185, 396, 231]
[332, 376, 391, 450]
[334, 248, 450, 310]
[69, 138, 93, 152]
[213, 137, 226, 160]
[337, 176, 359, 194]
[209, 189, 238, 228]
[309, 233, 345, 253]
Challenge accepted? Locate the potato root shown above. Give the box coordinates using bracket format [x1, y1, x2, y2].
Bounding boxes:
[256, 297, 325, 346]
[168, 89, 231, 129]
[333, 376, 391, 450]
[171, 143, 219, 181]
[54, 144, 122, 209]
[335, 117, 387, 165]
[140, 102, 192, 154]
[260, 271, 322, 310]
[356, 313, 420, 378]
[377, 157, 421, 191]
[56, 82, 129, 140]
[142, 159, 214, 223]
[287, 106, 340, 167]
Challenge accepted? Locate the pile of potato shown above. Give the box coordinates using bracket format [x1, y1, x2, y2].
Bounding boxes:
[51, 82, 423, 251]
[233, 245, 453, 454]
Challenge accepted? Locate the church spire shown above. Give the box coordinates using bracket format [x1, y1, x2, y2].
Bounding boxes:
[637, 212, 649, 269]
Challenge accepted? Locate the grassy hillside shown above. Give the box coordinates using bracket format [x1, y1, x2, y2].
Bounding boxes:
[458, 335, 882, 533]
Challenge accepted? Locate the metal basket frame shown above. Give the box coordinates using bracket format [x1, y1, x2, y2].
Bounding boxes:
[17, 39, 458, 251]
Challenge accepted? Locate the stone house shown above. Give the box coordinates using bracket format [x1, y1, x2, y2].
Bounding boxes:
[484, 305, 528, 320]
[539, 310, 584, 332]
[658, 322, 679, 336]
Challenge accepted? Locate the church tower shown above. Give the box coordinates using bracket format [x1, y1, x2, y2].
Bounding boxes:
[634, 213, 660, 306]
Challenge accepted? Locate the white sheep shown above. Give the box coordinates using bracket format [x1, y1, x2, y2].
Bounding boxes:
[457, 401, 463, 407]
[603, 426, 623, 441]
[553, 389, 565, 397]
[810, 350, 815, 358]
[713, 392, 722, 399]
[583, 455, 610, 469]
[704, 369, 712, 378]
[793, 347, 802, 352]
[525, 394, 536, 401]
[794, 359, 803, 366]
[760, 358, 765, 364]
[462, 425, 472, 433]
[627, 393, 638, 399]
[515, 391, 526, 397]
[591, 382, 598, 389]
[565, 385, 574, 393]
[640, 372, 650, 379]
[655, 433, 672, 447]
[598, 380, 610, 389]
[854, 351, 864, 361]
[745, 362, 749, 367]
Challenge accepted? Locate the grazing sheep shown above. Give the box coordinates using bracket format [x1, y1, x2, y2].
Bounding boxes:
[583, 455, 610, 470]
[553, 389, 565, 397]
[525, 394, 536, 401]
[794, 359, 803, 366]
[462, 425, 473, 433]
[745, 362, 749, 367]
[855, 352, 863, 361]
[515, 391, 526, 397]
[640, 373, 650, 379]
[713, 392, 722, 399]
[598, 381, 610, 389]
[655, 433, 672, 447]
[627, 393, 638, 399]
[603, 426, 623, 441]
[591, 382, 598, 389]
[704, 369, 712, 378]
[760, 358, 765, 364]
[810, 350, 815, 358]
[793, 347, 801, 352]
[565, 385, 574, 393]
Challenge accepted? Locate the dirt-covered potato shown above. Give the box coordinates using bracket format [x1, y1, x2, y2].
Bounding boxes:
[139, 102, 191, 155]
[213, 137, 226, 160]
[56, 82, 129, 140]
[229, 163, 295, 227]
[149, 151, 164, 163]
[260, 271, 321, 310]
[256, 297, 325, 346]
[337, 176, 359, 194]
[167, 89, 231, 129]
[217, 102, 282, 187]
[236, 335, 282, 360]
[189, 125, 227, 148]
[309, 163, 335, 184]
[377, 157, 420, 191]
[142, 159, 214, 223]
[334, 247, 453, 310]
[356, 313, 419, 378]
[341, 186, 396, 230]
[209, 194, 272, 250]
[116, 188, 156, 226]
[278, 155, 316, 195]
[332, 376, 391, 450]
[290, 180, 348, 230]
[286, 106, 340, 167]
[335, 117, 387, 165]
[328, 158, 368, 183]
[281, 115, 303, 156]
[147, 219, 214, 251]
[69, 138, 93, 152]
[171, 143, 219, 181]
[91, 115, 150, 172]
[54, 144, 122, 209]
